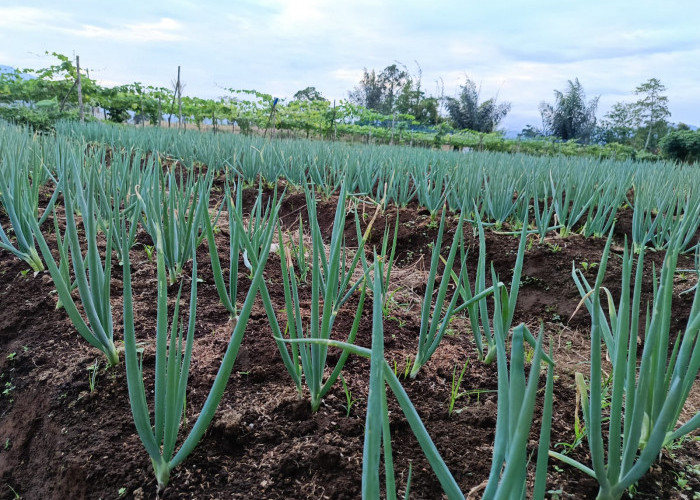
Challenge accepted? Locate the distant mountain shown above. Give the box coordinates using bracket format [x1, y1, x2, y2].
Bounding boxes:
[0, 65, 33, 80]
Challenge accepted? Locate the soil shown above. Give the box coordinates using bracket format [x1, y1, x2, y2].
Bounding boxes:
[0, 186, 699, 500]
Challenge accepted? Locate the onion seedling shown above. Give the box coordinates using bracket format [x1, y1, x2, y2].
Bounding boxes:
[448, 359, 469, 416]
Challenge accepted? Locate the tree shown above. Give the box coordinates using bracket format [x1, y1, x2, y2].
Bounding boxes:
[598, 102, 640, 145]
[396, 83, 438, 125]
[225, 88, 274, 134]
[659, 129, 700, 163]
[445, 77, 511, 133]
[98, 85, 136, 123]
[293, 86, 326, 102]
[540, 78, 599, 143]
[143, 85, 173, 125]
[0, 52, 103, 129]
[634, 78, 670, 151]
[348, 63, 413, 116]
[282, 93, 332, 139]
[476, 98, 511, 133]
[348, 62, 440, 124]
[394, 64, 438, 125]
[378, 63, 409, 114]
[348, 68, 384, 112]
[596, 79, 672, 150]
[518, 124, 545, 139]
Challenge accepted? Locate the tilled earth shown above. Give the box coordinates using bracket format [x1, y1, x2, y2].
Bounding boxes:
[0, 188, 699, 499]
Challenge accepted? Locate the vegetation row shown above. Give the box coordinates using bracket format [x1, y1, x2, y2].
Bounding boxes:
[0, 119, 699, 499]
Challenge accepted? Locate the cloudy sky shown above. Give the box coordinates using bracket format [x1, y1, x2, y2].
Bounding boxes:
[2, 0, 698, 131]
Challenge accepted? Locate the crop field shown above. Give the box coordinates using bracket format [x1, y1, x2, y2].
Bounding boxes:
[0, 120, 699, 499]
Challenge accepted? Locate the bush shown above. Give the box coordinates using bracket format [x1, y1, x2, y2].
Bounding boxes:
[659, 129, 700, 163]
[0, 105, 77, 132]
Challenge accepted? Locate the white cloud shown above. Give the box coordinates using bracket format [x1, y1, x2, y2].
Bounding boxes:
[63, 18, 186, 43]
[0, 6, 55, 28]
[0, 7, 184, 43]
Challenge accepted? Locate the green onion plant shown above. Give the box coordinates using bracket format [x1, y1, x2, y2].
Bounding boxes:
[581, 175, 628, 239]
[0, 131, 60, 271]
[121, 188, 281, 494]
[414, 169, 450, 222]
[454, 213, 528, 364]
[136, 157, 212, 284]
[269, 183, 368, 410]
[410, 209, 483, 377]
[31, 153, 121, 366]
[530, 181, 558, 242]
[550, 232, 700, 500]
[205, 177, 278, 318]
[94, 146, 142, 264]
[482, 323, 554, 500]
[549, 169, 596, 237]
[482, 170, 526, 229]
[276, 257, 464, 498]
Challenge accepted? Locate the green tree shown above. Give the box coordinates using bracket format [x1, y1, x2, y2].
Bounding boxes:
[293, 86, 326, 102]
[181, 96, 208, 129]
[598, 102, 639, 145]
[634, 78, 670, 151]
[395, 66, 438, 125]
[97, 85, 137, 123]
[281, 96, 331, 138]
[348, 62, 440, 125]
[659, 129, 700, 163]
[540, 78, 599, 143]
[445, 77, 511, 133]
[377, 63, 409, 114]
[348, 68, 384, 112]
[0, 52, 102, 129]
[348, 63, 414, 116]
[143, 85, 173, 125]
[225, 89, 274, 134]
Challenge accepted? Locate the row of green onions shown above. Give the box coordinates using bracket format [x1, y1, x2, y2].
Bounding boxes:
[0, 119, 698, 498]
[52, 120, 699, 254]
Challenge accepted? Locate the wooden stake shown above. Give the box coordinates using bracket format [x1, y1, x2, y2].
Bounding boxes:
[168, 66, 180, 128]
[177, 67, 182, 129]
[76, 56, 84, 122]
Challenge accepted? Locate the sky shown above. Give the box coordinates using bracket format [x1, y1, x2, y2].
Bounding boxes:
[1, 0, 699, 132]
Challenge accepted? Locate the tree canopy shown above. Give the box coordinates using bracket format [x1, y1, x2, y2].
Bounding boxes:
[539, 78, 599, 143]
[293, 86, 326, 102]
[594, 78, 671, 151]
[634, 78, 671, 151]
[347, 62, 439, 123]
[659, 128, 700, 163]
[444, 77, 511, 133]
